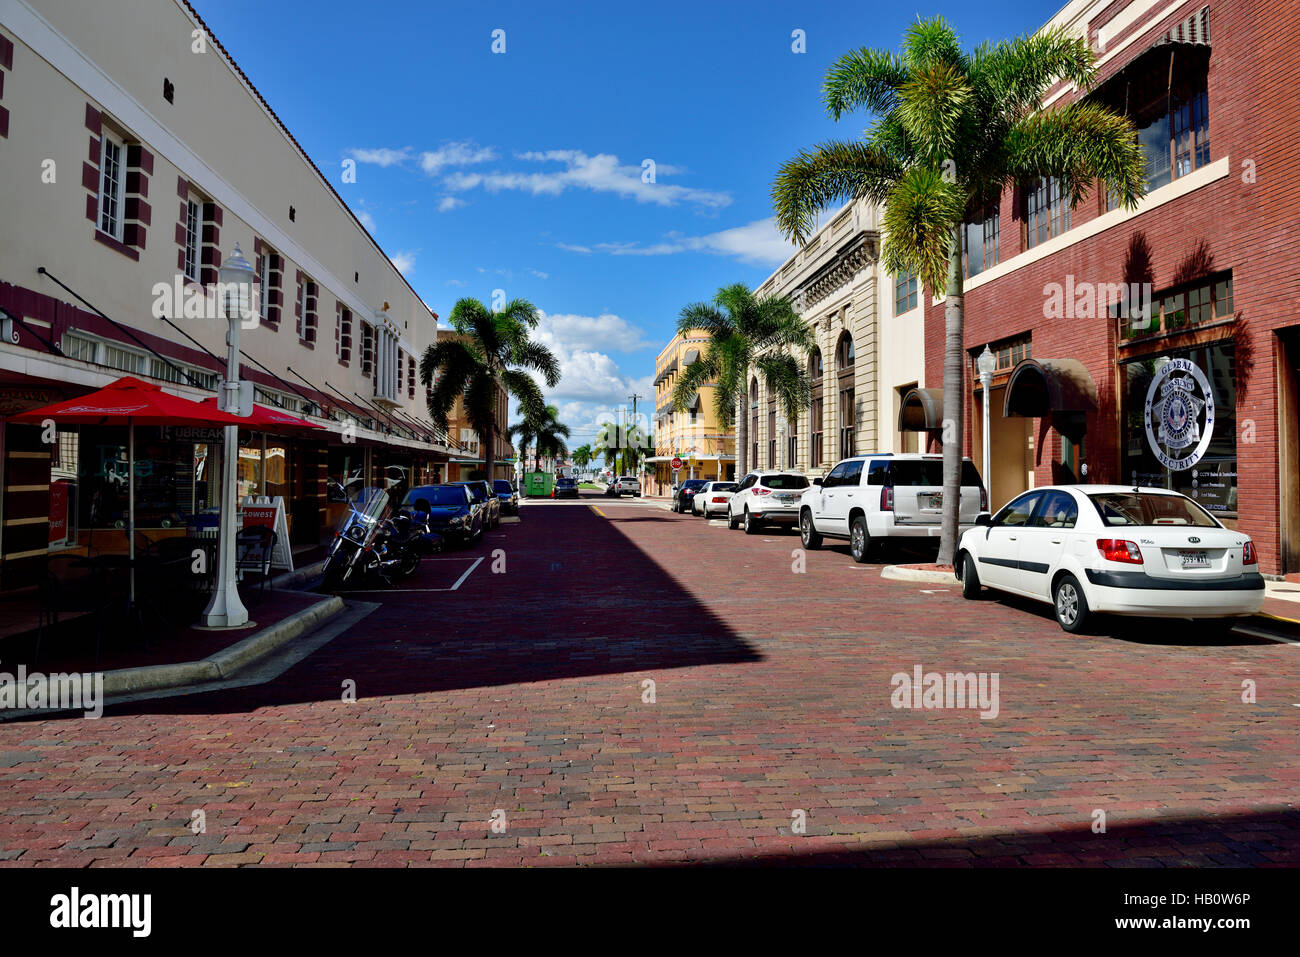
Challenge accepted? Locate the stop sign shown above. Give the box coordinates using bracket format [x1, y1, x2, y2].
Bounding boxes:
[671, 456, 683, 471]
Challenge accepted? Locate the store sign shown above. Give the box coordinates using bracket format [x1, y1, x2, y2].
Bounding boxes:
[49, 481, 70, 544]
[240, 496, 293, 570]
[1144, 357, 1215, 471]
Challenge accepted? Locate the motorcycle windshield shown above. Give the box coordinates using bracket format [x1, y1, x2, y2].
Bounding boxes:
[335, 486, 392, 545]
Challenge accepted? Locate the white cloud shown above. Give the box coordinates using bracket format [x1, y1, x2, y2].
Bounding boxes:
[347, 147, 413, 168]
[529, 269, 549, 279]
[534, 311, 653, 357]
[438, 196, 466, 213]
[578, 218, 796, 266]
[391, 250, 417, 275]
[445, 278, 467, 287]
[555, 242, 591, 254]
[443, 150, 731, 209]
[356, 210, 377, 232]
[420, 142, 497, 176]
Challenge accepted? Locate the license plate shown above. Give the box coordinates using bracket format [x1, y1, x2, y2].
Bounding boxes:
[779, 494, 798, 504]
[1180, 550, 1209, 568]
[920, 493, 942, 509]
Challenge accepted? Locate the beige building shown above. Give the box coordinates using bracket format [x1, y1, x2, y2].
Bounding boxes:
[0, 0, 455, 586]
[647, 329, 735, 494]
[750, 200, 927, 479]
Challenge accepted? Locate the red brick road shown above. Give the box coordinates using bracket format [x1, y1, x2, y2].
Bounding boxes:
[1, 491, 1297, 867]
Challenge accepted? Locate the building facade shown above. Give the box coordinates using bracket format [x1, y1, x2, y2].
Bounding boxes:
[436, 330, 516, 483]
[648, 329, 735, 494]
[0, 0, 455, 587]
[750, 199, 926, 480]
[920, 0, 1300, 575]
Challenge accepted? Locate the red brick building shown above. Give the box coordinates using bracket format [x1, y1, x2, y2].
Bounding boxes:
[913, 0, 1300, 575]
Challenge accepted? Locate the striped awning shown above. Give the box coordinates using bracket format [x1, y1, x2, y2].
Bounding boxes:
[1155, 6, 1209, 46]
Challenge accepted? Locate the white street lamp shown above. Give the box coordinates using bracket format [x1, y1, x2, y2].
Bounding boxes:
[202, 244, 254, 627]
[976, 345, 997, 511]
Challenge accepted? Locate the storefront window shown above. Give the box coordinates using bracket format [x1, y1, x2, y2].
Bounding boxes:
[78, 426, 219, 530]
[1120, 340, 1236, 517]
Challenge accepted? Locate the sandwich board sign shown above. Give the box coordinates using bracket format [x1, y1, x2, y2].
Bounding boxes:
[240, 495, 294, 570]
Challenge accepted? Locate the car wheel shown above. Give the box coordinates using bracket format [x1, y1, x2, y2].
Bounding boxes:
[849, 516, 871, 564]
[960, 553, 983, 600]
[743, 509, 761, 535]
[727, 507, 741, 530]
[1053, 573, 1091, 633]
[800, 509, 822, 550]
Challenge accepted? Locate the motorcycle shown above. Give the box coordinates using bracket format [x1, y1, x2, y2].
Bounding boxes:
[321, 484, 398, 591]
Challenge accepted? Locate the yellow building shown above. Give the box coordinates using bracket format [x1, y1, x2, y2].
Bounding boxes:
[646, 330, 735, 495]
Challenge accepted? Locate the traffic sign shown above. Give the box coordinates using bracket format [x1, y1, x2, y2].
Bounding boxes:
[671, 456, 684, 470]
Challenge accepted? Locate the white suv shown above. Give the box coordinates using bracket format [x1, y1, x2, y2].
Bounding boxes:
[799, 453, 986, 562]
[728, 471, 812, 534]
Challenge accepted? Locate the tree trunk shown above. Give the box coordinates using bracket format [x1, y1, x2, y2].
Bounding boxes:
[938, 226, 965, 567]
[735, 387, 748, 476]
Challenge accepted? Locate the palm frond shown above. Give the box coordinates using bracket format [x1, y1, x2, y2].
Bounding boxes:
[1004, 99, 1146, 208]
[771, 140, 902, 243]
[879, 165, 967, 296]
[823, 47, 910, 119]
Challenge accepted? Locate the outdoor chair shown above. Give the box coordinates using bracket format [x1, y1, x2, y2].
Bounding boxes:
[153, 536, 217, 622]
[235, 526, 278, 600]
[34, 553, 111, 669]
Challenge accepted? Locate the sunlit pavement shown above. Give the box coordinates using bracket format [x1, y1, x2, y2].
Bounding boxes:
[1, 488, 1297, 867]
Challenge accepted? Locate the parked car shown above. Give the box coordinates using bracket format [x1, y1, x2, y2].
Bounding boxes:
[728, 471, 811, 533]
[691, 480, 738, 517]
[452, 480, 501, 530]
[608, 475, 641, 497]
[402, 484, 482, 546]
[799, 453, 986, 562]
[955, 485, 1265, 633]
[493, 479, 520, 515]
[672, 479, 708, 513]
[553, 477, 580, 499]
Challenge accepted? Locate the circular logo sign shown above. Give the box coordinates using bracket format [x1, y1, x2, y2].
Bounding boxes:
[1144, 357, 1215, 472]
[671, 456, 683, 471]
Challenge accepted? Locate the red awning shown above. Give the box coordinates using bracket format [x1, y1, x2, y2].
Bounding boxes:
[10, 376, 247, 426]
[197, 396, 325, 432]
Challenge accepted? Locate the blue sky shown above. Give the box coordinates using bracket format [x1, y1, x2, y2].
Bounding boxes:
[191, 0, 1063, 443]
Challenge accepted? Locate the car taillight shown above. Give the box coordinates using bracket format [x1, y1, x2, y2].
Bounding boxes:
[712, 496, 727, 503]
[1243, 541, 1258, 565]
[1097, 539, 1143, 564]
[980, 486, 987, 511]
[881, 486, 894, 511]
[754, 487, 772, 496]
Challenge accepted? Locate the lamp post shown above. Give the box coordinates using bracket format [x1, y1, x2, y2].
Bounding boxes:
[202, 244, 254, 628]
[777, 421, 787, 471]
[976, 345, 997, 510]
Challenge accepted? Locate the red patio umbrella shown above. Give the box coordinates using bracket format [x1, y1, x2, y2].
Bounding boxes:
[197, 396, 325, 432]
[12, 376, 248, 603]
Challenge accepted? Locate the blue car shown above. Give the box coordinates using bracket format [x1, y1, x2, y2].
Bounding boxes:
[493, 479, 520, 515]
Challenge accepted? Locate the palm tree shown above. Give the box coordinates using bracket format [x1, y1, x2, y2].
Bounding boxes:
[507, 417, 538, 473]
[771, 17, 1145, 564]
[532, 404, 571, 471]
[421, 297, 560, 483]
[572, 444, 593, 470]
[670, 283, 814, 477]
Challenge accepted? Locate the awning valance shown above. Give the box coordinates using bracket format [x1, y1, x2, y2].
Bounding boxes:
[898, 388, 944, 431]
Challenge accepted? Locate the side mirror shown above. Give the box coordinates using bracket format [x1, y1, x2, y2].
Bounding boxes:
[813, 477, 823, 487]
[975, 512, 993, 527]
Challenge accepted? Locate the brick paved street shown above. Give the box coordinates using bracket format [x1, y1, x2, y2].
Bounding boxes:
[1, 491, 1298, 867]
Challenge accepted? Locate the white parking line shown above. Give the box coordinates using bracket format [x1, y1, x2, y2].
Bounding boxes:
[337, 556, 485, 593]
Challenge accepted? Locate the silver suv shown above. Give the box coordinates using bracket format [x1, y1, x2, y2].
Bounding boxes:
[799, 453, 986, 562]
[610, 475, 641, 497]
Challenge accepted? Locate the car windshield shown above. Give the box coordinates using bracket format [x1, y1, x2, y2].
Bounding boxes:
[493, 480, 514, 493]
[1089, 492, 1219, 528]
[887, 460, 982, 486]
[557, 478, 576, 486]
[455, 483, 487, 502]
[404, 486, 465, 508]
[762, 474, 810, 490]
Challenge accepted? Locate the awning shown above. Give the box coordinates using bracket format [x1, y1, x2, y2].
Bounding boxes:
[1092, 6, 1209, 111]
[683, 349, 700, 365]
[898, 388, 944, 431]
[687, 391, 702, 412]
[1002, 358, 1098, 417]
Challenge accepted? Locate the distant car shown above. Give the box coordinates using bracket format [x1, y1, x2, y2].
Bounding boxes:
[728, 471, 811, 533]
[553, 477, 580, 499]
[672, 479, 708, 513]
[608, 475, 641, 497]
[956, 485, 1265, 633]
[403, 484, 482, 546]
[493, 479, 520, 515]
[691, 481, 738, 517]
[799, 453, 986, 563]
[453, 480, 501, 529]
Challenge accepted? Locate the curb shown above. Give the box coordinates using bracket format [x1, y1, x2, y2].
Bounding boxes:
[99, 594, 344, 697]
[881, 565, 956, 584]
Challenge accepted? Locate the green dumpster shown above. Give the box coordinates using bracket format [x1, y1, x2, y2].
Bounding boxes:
[524, 471, 553, 497]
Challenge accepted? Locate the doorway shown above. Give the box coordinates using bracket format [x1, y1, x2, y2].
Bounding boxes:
[974, 384, 1035, 510]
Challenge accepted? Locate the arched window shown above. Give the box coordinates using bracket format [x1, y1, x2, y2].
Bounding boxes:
[750, 377, 759, 401]
[837, 332, 855, 368]
[810, 348, 823, 381]
[809, 349, 824, 468]
[836, 334, 855, 458]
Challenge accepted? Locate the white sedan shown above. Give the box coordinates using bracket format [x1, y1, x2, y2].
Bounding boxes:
[691, 480, 738, 516]
[955, 485, 1264, 633]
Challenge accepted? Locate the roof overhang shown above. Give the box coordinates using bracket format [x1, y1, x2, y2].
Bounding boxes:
[898, 388, 944, 431]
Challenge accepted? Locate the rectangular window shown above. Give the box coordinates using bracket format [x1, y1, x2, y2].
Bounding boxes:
[297, 278, 317, 343]
[337, 307, 352, 363]
[62, 331, 99, 363]
[810, 396, 824, 468]
[259, 249, 272, 319]
[183, 200, 200, 282]
[767, 407, 776, 469]
[962, 208, 1000, 279]
[98, 132, 125, 240]
[408, 355, 417, 399]
[1025, 177, 1071, 249]
[103, 342, 147, 375]
[895, 269, 918, 315]
[360, 323, 375, 378]
[1116, 272, 1233, 339]
[839, 387, 855, 459]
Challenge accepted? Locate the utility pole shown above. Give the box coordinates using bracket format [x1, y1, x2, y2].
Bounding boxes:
[628, 393, 642, 476]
